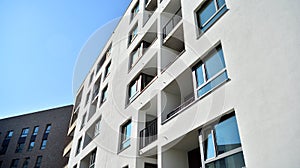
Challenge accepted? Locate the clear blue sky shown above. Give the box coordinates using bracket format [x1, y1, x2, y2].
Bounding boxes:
[0, 0, 131, 119]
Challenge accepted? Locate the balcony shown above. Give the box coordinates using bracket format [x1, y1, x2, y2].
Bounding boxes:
[162, 8, 182, 39]
[140, 118, 157, 149]
[63, 140, 72, 157]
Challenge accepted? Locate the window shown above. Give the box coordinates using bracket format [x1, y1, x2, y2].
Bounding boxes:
[89, 150, 96, 168]
[76, 137, 82, 155]
[104, 61, 111, 78]
[128, 24, 138, 45]
[96, 57, 106, 73]
[120, 120, 132, 151]
[81, 113, 87, 129]
[40, 140, 47, 150]
[200, 113, 245, 167]
[45, 124, 51, 134]
[15, 143, 25, 153]
[7, 130, 14, 139]
[101, 86, 108, 103]
[89, 71, 94, 85]
[85, 91, 91, 106]
[129, 41, 151, 68]
[194, 44, 228, 98]
[33, 126, 39, 136]
[10, 159, 19, 168]
[196, 0, 227, 32]
[34, 156, 42, 168]
[28, 141, 35, 151]
[0, 131, 14, 155]
[73, 165, 77, 168]
[131, 1, 139, 21]
[94, 118, 101, 137]
[21, 128, 29, 137]
[22, 158, 30, 168]
[128, 73, 155, 102]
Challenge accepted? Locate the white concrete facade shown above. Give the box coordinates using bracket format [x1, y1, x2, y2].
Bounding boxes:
[66, 0, 300, 168]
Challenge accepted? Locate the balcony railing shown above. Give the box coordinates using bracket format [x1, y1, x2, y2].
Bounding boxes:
[164, 96, 195, 122]
[163, 8, 182, 39]
[140, 119, 157, 149]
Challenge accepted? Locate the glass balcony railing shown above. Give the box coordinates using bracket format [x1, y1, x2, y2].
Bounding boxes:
[163, 8, 182, 39]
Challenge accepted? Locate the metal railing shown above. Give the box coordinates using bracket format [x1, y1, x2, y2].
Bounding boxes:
[165, 96, 195, 120]
[163, 8, 182, 39]
[139, 119, 157, 149]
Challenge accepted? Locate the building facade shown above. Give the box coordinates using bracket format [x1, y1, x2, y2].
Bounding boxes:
[0, 105, 73, 168]
[66, 0, 300, 168]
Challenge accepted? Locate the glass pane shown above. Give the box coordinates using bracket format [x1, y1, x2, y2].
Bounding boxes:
[130, 82, 138, 98]
[196, 64, 205, 87]
[214, 116, 241, 155]
[126, 122, 132, 139]
[217, 0, 226, 9]
[205, 47, 225, 79]
[131, 50, 139, 66]
[205, 152, 245, 168]
[198, 0, 216, 26]
[197, 71, 228, 97]
[204, 131, 215, 160]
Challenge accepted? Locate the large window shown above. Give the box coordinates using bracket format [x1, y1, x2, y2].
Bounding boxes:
[194, 44, 228, 98]
[120, 120, 132, 151]
[196, 0, 227, 32]
[200, 113, 245, 167]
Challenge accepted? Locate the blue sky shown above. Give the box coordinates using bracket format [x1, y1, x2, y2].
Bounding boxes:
[0, 0, 131, 119]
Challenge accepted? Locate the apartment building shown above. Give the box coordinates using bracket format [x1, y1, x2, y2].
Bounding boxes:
[66, 0, 300, 167]
[0, 105, 73, 168]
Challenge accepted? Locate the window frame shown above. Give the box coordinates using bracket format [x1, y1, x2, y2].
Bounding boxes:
[195, 0, 228, 35]
[199, 112, 244, 167]
[119, 119, 132, 152]
[193, 43, 229, 99]
[128, 24, 138, 46]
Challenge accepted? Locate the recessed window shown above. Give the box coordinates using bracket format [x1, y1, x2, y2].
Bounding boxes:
[81, 113, 87, 129]
[21, 128, 29, 137]
[101, 86, 108, 103]
[200, 113, 245, 167]
[196, 0, 227, 33]
[45, 124, 51, 134]
[22, 157, 30, 168]
[89, 71, 94, 85]
[120, 120, 132, 151]
[128, 24, 138, 46]
[28, 141, 35, 151]
[40, 140, 47, 150]
[89, 150, 96, 168]
[131, 1, 139, 21]
[34, 156, 42, 168]
[76, 137, 82, 155]
[15, 143, 25, 153]
[128, 73, 155, 102]
[33, 126, 39, 136]
[129, 41, 151, 68]
[104, 61, 111, 78]
[10, 159, 19, 168]
[85, 91, 91, 106]
[0, 130, 13, 155]
[193, 44, 228, 97]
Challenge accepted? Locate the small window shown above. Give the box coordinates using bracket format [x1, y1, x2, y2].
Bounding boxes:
[128, 73, 155, 102]
[10, 159, 19, 168]
[76, 137, 82, 155]
[85, 91, 91, 106]
[40, 140, 47, 150]
[89, 150, 97, 168]
[81, 113, 87, 129]
[22, 157, 30, 168]
[15, 143, 25, 153]
[193, 44, 228, 97]
[131, 1, 139, 21]
[101, 86, 108, 103]
[120, 120, 132, 151]
[196, 0, 227, 33]
[201, 113, 245, 167]
[28, 141, 35, 151]
[34, 156, 42, 168]
[104, 61, 111, 78]
[45, 124, 51, 134]
[33, 126, 39, 136]
[21, 128, 29, 137]
[6, 130, 14, 139]
[128, 24, 138, 46]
